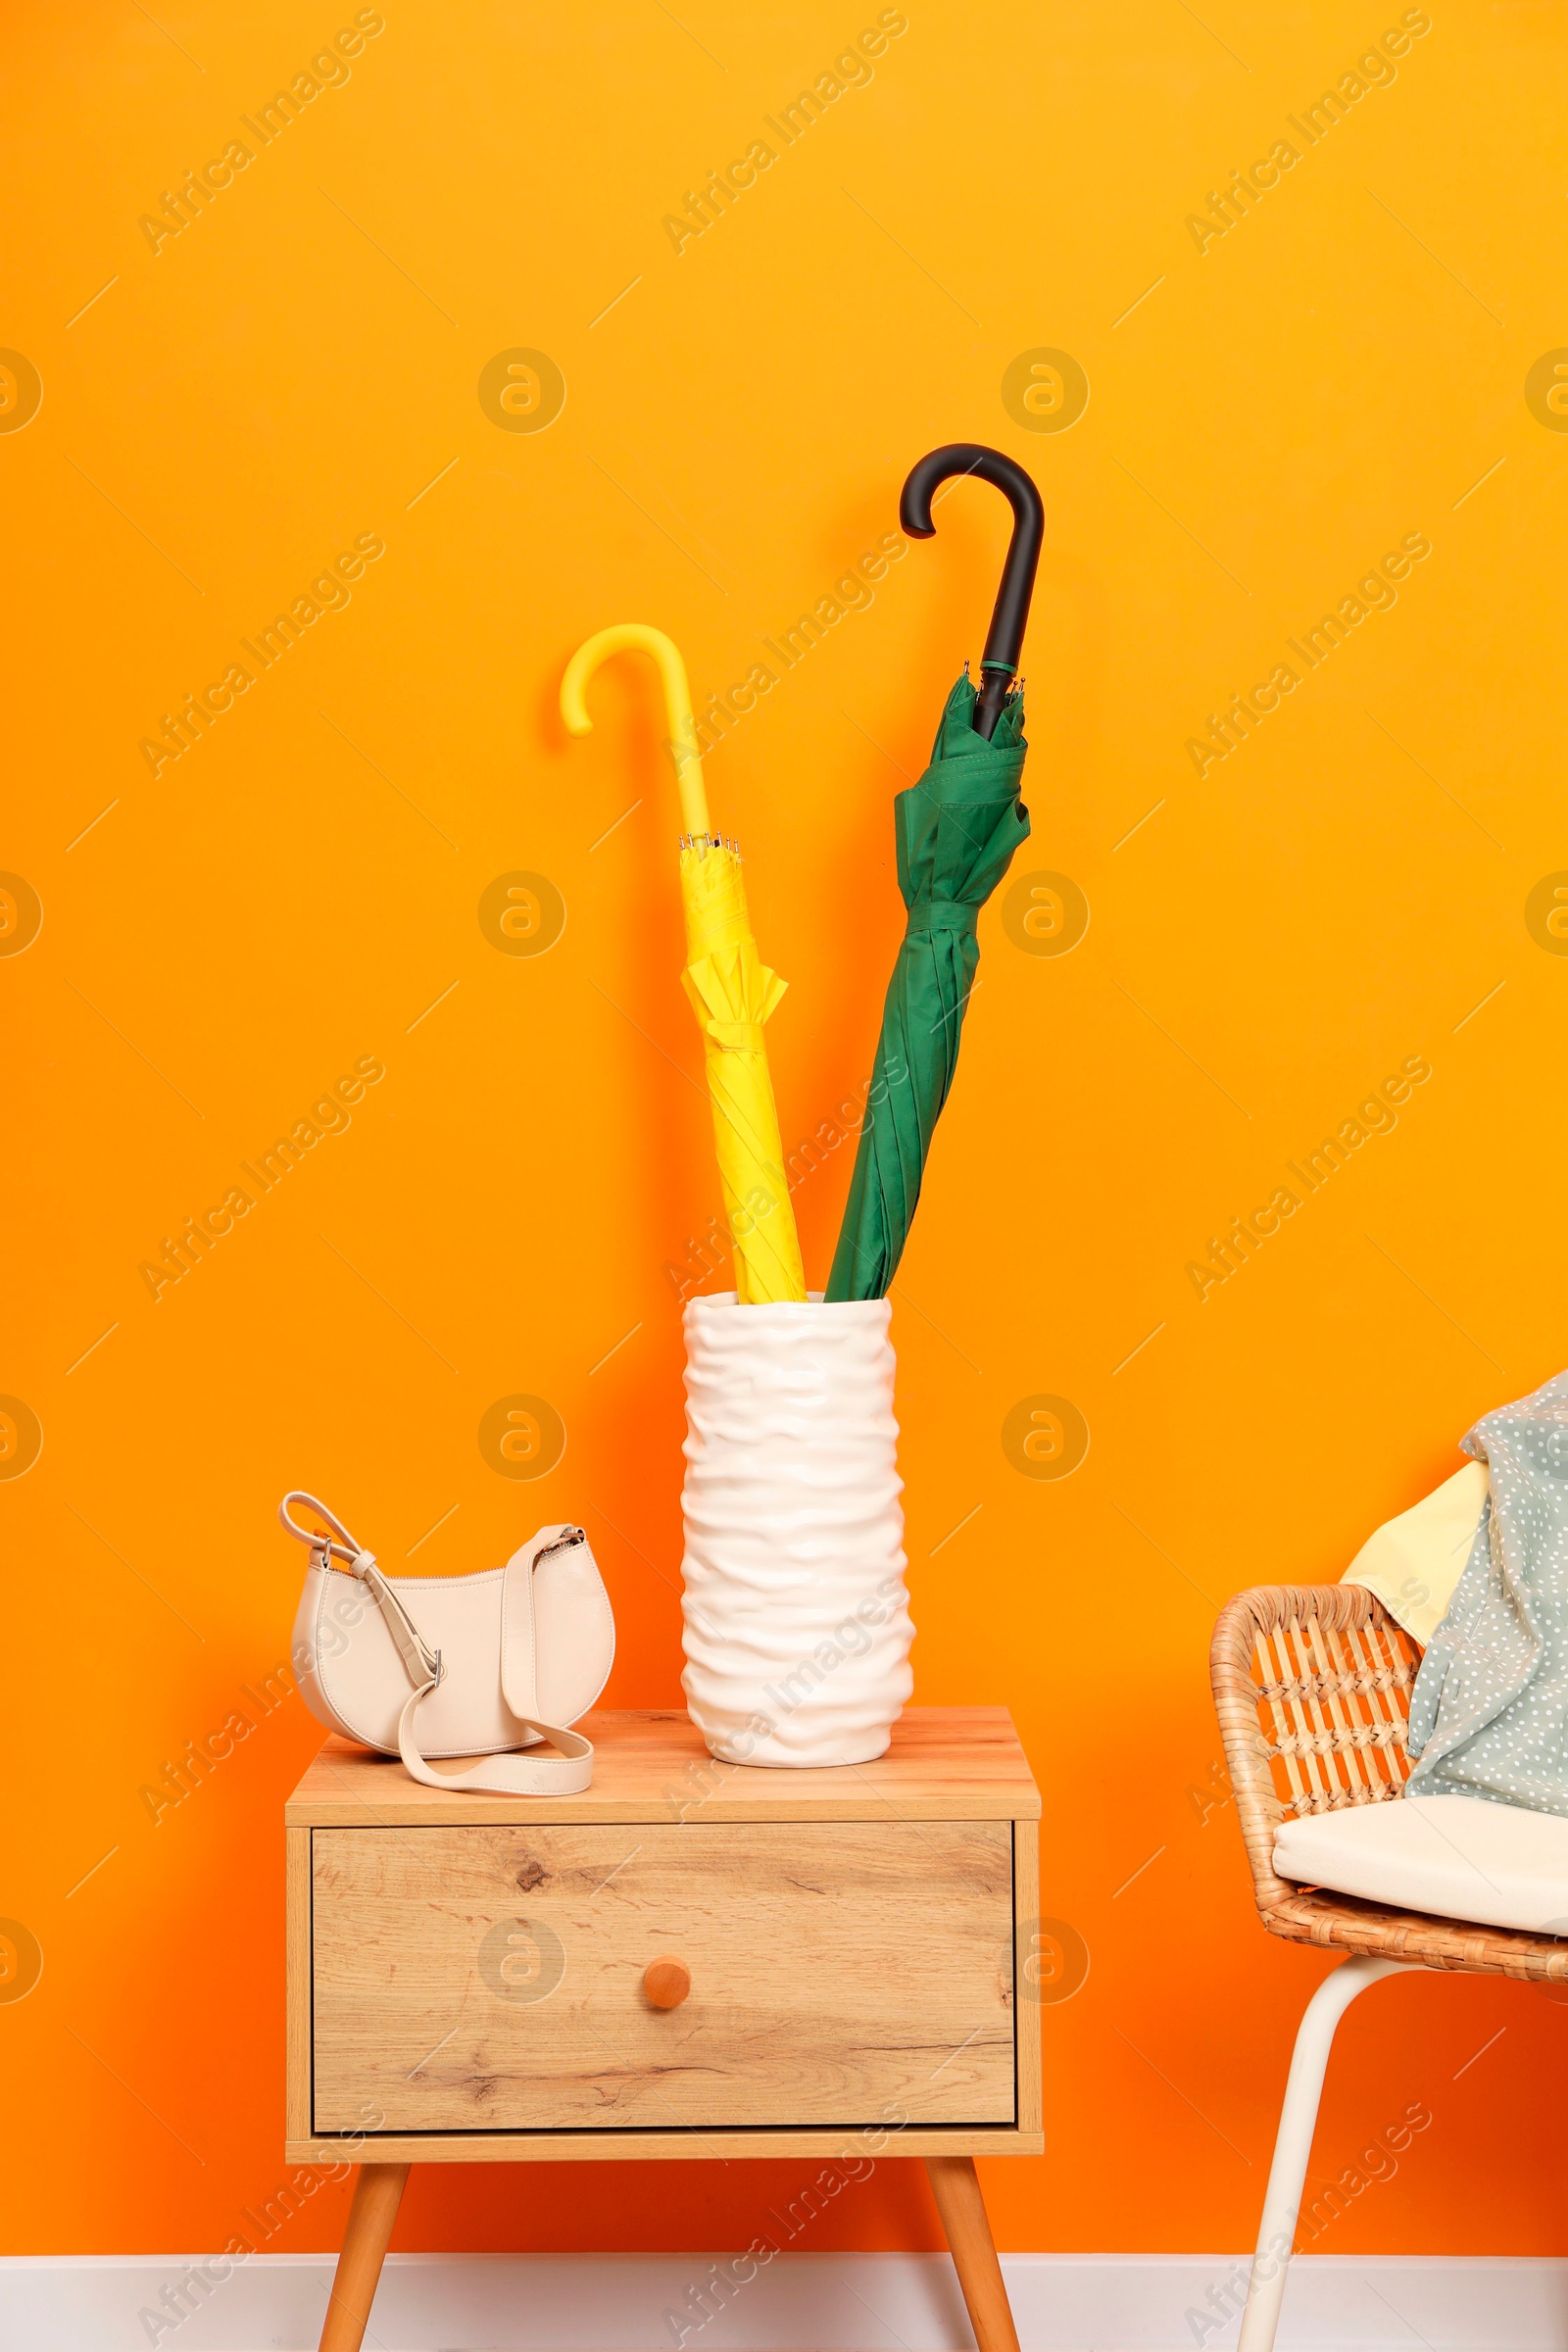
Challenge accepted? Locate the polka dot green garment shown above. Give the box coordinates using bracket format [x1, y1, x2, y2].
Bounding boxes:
[1408, 1369, 1568, 1814]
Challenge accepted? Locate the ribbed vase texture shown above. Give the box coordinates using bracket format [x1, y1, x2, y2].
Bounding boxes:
[679, 1292, 914, 1767]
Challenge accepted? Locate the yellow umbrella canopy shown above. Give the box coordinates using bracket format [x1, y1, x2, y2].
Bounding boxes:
[561, 624, 806, 1306]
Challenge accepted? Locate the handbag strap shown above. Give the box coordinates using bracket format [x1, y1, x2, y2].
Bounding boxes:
[390, 1669, 595, 1797]
[279, 1492, 595, 1795]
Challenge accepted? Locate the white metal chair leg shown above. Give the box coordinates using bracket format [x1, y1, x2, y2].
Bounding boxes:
[1236, 1954, 1418, 2352]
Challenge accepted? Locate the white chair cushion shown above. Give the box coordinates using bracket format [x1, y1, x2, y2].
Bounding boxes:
[1273, 1792, 1568, 1935]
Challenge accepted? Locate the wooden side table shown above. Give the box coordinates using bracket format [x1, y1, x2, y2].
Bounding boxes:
[286, 1706, 1042, 2352]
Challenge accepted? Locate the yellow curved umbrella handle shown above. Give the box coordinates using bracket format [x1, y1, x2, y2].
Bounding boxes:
[560, 623, 710, 839]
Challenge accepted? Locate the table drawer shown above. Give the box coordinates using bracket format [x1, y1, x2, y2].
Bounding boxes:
[311, 1820, 1015, 2133]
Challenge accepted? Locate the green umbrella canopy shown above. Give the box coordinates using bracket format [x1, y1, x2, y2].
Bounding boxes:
[825, 671, 1031, 1303]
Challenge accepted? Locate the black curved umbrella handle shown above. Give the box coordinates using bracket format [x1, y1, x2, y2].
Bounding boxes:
[900, 444, 1044, 739]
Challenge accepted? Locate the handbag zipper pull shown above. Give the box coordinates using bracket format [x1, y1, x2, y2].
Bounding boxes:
[533, 1527, 587, 1564]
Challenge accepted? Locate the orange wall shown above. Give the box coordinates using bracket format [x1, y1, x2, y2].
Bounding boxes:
[7, 0, 1568, 2264]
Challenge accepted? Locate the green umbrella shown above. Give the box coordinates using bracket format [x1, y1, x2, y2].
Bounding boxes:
[826, 446, 1041, 1303]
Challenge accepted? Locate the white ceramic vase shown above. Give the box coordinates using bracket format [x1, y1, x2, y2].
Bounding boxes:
[679, 1291, 915, 1767]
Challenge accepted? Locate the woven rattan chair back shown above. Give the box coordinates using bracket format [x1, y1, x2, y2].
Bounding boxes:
[1211, 1581, 1568, 1980]
[1212, 1583, 1415, 1915]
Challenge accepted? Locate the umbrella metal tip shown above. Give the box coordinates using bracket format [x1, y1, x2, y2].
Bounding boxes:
[680, 829, 742, 856]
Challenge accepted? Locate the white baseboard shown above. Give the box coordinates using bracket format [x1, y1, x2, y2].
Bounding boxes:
[2, 2249, 1565, 2351]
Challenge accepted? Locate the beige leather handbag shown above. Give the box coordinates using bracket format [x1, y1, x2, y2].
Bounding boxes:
[282, 1492, 614, 1794]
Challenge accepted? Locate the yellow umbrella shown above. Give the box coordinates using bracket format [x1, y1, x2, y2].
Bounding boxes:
[562, 623, 806, 1305]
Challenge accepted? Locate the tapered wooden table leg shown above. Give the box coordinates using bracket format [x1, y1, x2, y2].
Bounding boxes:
[926, 2155, 1020, 2352]
[318, 2162, 409, 2352]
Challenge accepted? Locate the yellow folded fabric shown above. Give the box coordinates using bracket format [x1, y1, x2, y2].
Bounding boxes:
[1341, 1458, 1489, 1644]
[560, 623, 806, 1305]
[677, 843, 804, 1306]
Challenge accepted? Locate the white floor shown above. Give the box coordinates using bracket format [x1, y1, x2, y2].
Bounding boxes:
[2, 2250, 1566, 2351]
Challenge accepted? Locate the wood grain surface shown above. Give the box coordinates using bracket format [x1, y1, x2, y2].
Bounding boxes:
[284, 1826, 312, 2146]
[286, 1707, 1039, 1828]
[310, 1819, 1015, 2133]
[285, 2126, 1046, 2165]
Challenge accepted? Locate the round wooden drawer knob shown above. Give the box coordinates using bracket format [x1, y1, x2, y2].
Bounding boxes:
[644, 1956, 691, 2010]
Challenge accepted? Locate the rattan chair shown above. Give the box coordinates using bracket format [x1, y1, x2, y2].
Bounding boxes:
[1210, 1582, 1568, 2351]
